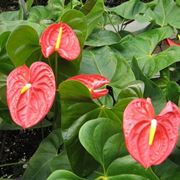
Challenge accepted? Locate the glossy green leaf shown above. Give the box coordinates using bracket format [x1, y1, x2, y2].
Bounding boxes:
[114, 26, 174, 77]
[0, 20, 43, 35]
[82, 0, 104, 36]
[28, 6, 53, 24]
[85, 29, 121, 47]
[47, 170, 85, 180]
[110, 0, 147, 20]
[153, 159, 180, 179]
[132, 58, 166, 114]
[50, 151, 71, 173]
[151, 46, 180, 77]
[152, 0, 180, 28]
[79, 118, 126, 169]
[23, 129, 63, 180]
[0, 32, 14, 74]
[6, 25, 40, 67]
[166, 81, 180, 104]
[47, 0, 64, 20]
[0, 11, 19, 21]
[107, 155, 159, 180]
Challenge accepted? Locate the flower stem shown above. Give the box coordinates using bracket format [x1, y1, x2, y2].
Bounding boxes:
[0, 161, 25, 168]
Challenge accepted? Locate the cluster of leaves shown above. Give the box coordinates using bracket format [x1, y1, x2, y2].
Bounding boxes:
[0, 0, 180, 179]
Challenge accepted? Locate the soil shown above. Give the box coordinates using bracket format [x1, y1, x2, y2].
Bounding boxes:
[0, 128, 51, 179]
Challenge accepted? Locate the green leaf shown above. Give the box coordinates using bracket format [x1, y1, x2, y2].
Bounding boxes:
[50, 151, 71, 173]
[153, 159, 180, 179]
[153, 0, 180, 28]
[151, 46, 180, 77]
[107, 155, 159, 180]
[81, 0, 104, 36]
[0, 11, 19, 21]
[47, 0, 64, 20]
[47, 170, 85, 180]
[110, 0, 147, 20]
[85, 29, 121, 47]
[0, 32, 14, 74]
[6, 25, 40, 67]
[114, 26, 174, 77]
[132, 58, 166, 114]
[79, 118, 126, 170]
[28, 6, 53, 24]
[23, 129, 63, 180]
[166, 81, 180, 104]
[0, 20, 43, 35]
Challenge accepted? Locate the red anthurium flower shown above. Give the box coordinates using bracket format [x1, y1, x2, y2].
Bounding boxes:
[7, 62, 56, 129]
[165, 35, 180, 47]
[123, 98, 180, 168]
[39, 22, 80, 60]
[68, 74, 110, 99]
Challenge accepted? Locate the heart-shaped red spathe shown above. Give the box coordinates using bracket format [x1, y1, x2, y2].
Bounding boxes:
[68, 74, 110, 99]
[39, 22, 80, 60]
[123, 98, 180, 168]
[7, 62, 56, 128]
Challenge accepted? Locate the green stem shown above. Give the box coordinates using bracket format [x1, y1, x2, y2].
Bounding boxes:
[106, 11, 121, 38]
[55, 53, 58, 85]
[0, 161, 25, 168]
[148, 167, 160, 180]
[53, 53, 59, 129]
[71, 0, 73, 9]
[97, 99, 103, 106]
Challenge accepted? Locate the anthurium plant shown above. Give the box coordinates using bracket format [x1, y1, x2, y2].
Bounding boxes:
[0, 0, 180, 179]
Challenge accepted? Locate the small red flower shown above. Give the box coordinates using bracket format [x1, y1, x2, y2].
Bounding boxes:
[7, 62, 56, 128]
[68, 74, 110, 99]
[165, 35, 180, 47]
[39, 22, 80, 60]
[123, 98, 180, 168]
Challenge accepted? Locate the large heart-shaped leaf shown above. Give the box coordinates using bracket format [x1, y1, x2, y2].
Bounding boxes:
[79, 118, 126, 170]
[23, 129, 64, 180]
[6, 25, 40, 67]
[114, 27, 174, 77]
